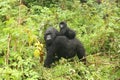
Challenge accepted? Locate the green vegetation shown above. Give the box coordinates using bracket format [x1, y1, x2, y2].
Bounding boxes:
[0, 0, 120, 80]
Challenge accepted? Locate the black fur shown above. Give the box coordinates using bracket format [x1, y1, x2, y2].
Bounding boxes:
[59, 22, 76, 39]
[44, 27, 86, 68]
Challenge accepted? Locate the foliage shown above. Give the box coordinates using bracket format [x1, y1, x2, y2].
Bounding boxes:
[0, 0, 120, 80]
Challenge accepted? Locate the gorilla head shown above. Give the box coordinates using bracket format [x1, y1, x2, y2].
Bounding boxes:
[44, 27, 59, 46]
[59, 21, 67, 29]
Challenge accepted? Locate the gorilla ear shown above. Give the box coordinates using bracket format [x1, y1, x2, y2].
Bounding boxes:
[46, 34, 52, 40]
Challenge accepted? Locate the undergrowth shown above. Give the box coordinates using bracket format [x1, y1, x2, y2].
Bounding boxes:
[0, 0, 120, 80]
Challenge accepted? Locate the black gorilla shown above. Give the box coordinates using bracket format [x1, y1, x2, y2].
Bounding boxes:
[44, 27, 86, 68]
[59, 22, 76, 39]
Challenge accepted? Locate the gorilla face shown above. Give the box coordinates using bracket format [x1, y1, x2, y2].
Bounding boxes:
[46, 34, 52, 40]
[59, 24, 64, 28]
[59, 21, 67, 29]
[45, 34, 53, 46]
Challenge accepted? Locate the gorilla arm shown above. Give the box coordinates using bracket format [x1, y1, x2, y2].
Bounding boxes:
[44, 46, 56, 68]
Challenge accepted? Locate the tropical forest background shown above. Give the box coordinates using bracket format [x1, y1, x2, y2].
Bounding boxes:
[0, 0, 120, 80]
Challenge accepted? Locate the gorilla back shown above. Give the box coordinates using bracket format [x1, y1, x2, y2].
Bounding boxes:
[54, 36, 86, 60]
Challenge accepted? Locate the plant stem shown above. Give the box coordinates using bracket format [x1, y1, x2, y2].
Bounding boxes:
[5, 34, 11, 65]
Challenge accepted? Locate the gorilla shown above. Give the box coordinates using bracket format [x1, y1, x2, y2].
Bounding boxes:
[44, 27, 86, 68]
[59, 22, 76, 39]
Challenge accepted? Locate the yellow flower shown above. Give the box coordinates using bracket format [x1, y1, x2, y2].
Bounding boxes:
[34, 49, 40, 58]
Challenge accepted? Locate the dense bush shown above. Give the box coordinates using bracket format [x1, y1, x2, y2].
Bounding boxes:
[0, 0, 119, 80]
